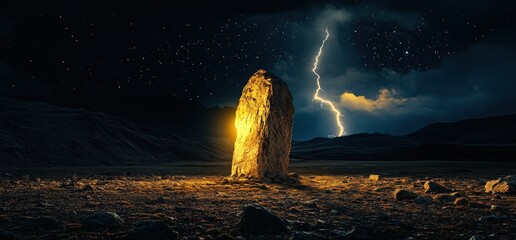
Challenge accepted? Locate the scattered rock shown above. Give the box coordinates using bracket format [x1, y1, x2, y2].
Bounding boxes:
[125, 220, 180, 240]
[238, 203, 289, 235]
[393, 189, 418, 201]
[433, 193, 456, 203]
[478, 215, 501, 223]
[231, 69, 294, 179]
[453, 197, 468, 206]
[369, 175, 380, 181]
[424, 181, 451, 193]
[490, 205, 501, 212]
[485, 176, 515, 194]
[290, 231, 325, 240]
[22, 217, 64, 231]
[414, 196, 433, 205]
[81, 212, 124, 229]
[450, 192, 465, 198]
[288, 172, 300, 179]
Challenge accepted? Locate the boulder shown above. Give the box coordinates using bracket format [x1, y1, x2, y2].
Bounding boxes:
[485, 176, 515, 194]
[231, 69, 294, 179]
[238, 203, 289, 235]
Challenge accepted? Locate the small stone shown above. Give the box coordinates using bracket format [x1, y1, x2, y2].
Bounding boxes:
[81, 212, 124, 229]
[453, 197, 468, 206]
[238, 203, 288, 235]
[424, 181, 451, 193]
[288, 172, 300, 179]
[490, 205, 501, 212]
[393, 189, 419, 201]
[450, 192, 464, 198]
[369, 175, 380, 181]
[414, 196, 433, 205]
[433, 194, 456, 203]
[330, 209, 338, 214]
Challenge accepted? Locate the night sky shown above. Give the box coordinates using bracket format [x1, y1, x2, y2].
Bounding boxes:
[1, 1, 516, 140]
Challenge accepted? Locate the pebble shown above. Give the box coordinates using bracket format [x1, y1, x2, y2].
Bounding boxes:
[369, 175, 380, 181]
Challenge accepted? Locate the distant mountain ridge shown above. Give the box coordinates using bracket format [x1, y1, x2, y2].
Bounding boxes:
[0, 97, 230, 167]
[291, 114, 516, 161]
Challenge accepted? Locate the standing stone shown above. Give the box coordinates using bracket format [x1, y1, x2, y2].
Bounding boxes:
[231, 69, 294, 179]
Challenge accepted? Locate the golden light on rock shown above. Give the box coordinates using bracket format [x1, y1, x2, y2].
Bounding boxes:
[231, 69, 294, 179]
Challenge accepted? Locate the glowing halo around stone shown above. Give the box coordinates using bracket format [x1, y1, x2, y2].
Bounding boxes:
[312, 28, 346, 137]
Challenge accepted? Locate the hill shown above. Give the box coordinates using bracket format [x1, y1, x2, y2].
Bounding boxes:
[291, 115, 516, 161]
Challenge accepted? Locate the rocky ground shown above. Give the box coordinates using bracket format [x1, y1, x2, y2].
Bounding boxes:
[0, 161, 515, 240]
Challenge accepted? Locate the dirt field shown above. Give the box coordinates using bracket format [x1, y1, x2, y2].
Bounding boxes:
[1, 160, 515, 240]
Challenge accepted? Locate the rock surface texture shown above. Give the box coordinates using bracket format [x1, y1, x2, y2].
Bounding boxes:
[231, 69, 294, 179]
[485, 175, 515, 194]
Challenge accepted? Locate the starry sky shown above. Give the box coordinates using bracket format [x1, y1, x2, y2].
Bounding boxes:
[1, 1, 516, 140]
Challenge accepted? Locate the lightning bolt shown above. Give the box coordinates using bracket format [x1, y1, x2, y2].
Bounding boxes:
[312, 28, 346, 137]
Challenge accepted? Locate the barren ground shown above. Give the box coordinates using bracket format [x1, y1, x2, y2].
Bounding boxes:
[1, 160, 515, 240]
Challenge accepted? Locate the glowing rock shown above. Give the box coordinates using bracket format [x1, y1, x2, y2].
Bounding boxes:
[231, 69, 294, 179]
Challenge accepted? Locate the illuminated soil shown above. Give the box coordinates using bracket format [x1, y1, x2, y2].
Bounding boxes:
[1, 161, 515, 240]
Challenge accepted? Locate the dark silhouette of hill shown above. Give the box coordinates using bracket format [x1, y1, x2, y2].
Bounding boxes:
[0, 97, 229, 167]
[2, 93, 515, 167]
[291, 115, 516, 161]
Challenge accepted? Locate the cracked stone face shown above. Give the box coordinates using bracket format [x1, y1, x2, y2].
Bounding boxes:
[231, 69, 294, 179]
